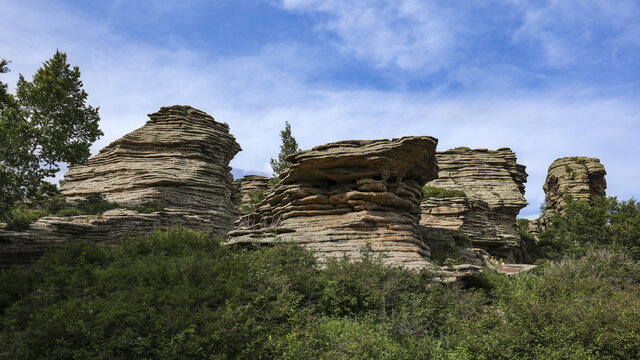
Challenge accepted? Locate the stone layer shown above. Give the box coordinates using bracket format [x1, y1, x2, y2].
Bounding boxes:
[228, 137, 440, 269]
[420, 147, 528, 261]
[0, 105, 241, 267]
[542, 156, 606, 219]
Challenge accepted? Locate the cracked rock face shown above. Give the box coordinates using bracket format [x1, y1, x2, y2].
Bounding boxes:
[0, 105, 241, 268]
[542, 156, 607, 220]
[227, 137, 440, 269]
[420, 147, 528, 262]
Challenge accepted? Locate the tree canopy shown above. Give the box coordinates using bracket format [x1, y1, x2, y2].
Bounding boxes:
[270, 121, 300, 177]
[0, 51, 102, 218]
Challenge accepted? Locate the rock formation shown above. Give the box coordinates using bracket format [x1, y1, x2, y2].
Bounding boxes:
[227, 137, 440, 269]
[0, 105, 241, 268]
[539, 156, 606, 225]
[234, 175, 272, 206]
[420, 148, 528, 262]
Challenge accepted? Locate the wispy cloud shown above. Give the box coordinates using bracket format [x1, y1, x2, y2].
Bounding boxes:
[1, 0, 639, 219]
[512, 0, 640, 67]
[281, 0, 456, 72]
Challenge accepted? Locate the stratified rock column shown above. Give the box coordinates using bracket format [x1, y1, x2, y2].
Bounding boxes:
[0, 105, 241, 268]
[228, 137, 439, 269]
[542, 156, 607, 221]
[60, 105, 241, 235]
[421, 147, 528, 261]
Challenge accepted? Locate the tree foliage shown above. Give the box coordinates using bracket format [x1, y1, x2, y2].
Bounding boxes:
[0, 51, 102, 218]
[270, 121, 300, 177]
[539, 196, 640, 259]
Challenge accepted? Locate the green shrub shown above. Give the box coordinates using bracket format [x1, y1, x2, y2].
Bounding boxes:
[238, 190, 266, 215]
[75, 193, 120, 215]
[451, 251, 640, 359]
[55, 208, 83, 217]
[3, 206, 46, 231]
[423, 186, 467, 199]
[429, 240, 460, 265]
[539, 196, 640, 260]
[2, 229, 639, 359]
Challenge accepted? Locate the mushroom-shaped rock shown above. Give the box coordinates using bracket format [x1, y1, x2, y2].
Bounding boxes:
[227, 136, 439, 269]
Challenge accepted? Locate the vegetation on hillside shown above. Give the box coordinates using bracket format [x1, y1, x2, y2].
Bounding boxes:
[1, 227, 639, 359]
[538, 195, 640, 260]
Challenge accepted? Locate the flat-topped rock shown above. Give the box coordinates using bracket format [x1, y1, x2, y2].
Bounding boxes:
[0, 105, 241, 268]
[228, 136, 440, 269]
[421, 147, 528, 262]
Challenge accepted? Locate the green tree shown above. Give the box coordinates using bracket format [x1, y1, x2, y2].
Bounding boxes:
[270, 121, 300, 177]
[0, 51, 102, 218]
[0, 59, 12, 109]
[539, 195, 640, 259]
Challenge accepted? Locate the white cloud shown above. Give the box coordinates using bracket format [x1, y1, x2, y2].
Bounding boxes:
[511, 0, 640, 66]
[2, 0, 639, 220]
[281, 0, 455, 71]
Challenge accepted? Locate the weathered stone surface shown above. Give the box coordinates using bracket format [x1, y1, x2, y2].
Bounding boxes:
[235, 175, 272, 205]
[0, 105, 241, 268]
[542, 156, 607, 219]
[420, 148, 528, 262]
[228, 137, 440, 269]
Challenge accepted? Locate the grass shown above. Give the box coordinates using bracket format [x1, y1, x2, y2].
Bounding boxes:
[423, 185, 467, 199]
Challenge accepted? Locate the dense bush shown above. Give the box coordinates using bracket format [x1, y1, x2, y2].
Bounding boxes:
[451, 251, 640, 359]
[539, 196, 640, 259]
[1, 229, 639, 359]
[423, 186, 467, 199]
[128, 201, 165, 214]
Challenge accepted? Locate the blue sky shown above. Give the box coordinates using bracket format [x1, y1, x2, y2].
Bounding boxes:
[1, 0, 639, 218]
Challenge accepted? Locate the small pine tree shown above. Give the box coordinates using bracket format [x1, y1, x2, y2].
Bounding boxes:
[270, 121, 300, 177]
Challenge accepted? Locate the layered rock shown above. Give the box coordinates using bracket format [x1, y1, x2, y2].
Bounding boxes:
[235, 175, 272, 206]
[228, 137, 439, 269]
[0, 105, 241, 268]
[542, 156, 607, 220]
[420, 148, 528, 262]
